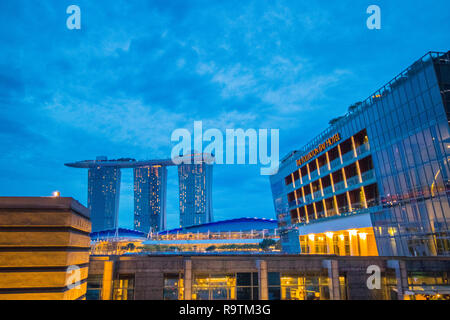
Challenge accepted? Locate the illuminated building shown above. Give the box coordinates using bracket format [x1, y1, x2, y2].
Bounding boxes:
[178, 154, 214, 227]
[270, 51, 450, 256]
[87, 254, 450, 300]
[0, 197, 91, 300]
[87, 159, 121, 232]
[134, 166, 167, 233]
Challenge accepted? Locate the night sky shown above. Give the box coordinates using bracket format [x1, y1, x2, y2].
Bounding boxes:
[0, 1, 449, 229]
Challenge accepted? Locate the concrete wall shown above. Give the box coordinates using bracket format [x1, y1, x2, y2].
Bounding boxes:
[89, 254, 450, 300]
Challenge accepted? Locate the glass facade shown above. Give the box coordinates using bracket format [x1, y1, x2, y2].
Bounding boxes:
[88, 165, 121, 232]
[271, 51, 450, 257]
[134, 166, 167, 233]
[163, 274, 184, 300]
[112, 274, 135, 300]
[178, 159, 213, 227]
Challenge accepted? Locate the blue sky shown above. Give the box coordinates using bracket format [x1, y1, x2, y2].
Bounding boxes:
[0, 1, 449, 229]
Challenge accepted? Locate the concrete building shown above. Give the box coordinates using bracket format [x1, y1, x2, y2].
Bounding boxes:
[0, 197, 91, 300]
[270, 51, 450, 256]
[87, 254, 450, 300]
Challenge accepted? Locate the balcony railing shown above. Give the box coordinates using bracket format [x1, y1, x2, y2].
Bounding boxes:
[304, 194, 313, 203]
[316, 211, 326, 219]
[346, 175, 360, 187]
[322, 185, 333, 195]
[356, 143, 371, 156]
[313, 190, 322, 199]
[334, 181, 346, 192]
[326, 208, 338, 217]
[351, 202, 364, 210]
[362, 169, 375, 182]
[329, 158, 341, 169]
[319, 164, 329, 175]
[341, 150, 355, 163]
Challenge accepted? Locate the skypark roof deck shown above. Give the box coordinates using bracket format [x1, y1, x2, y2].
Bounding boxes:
[65, 158, 176, 168]
[65, 154, 215, 168]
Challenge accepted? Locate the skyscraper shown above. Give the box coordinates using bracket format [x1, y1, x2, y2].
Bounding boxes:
[88, 159, 121, 232]
[178, 154, 214, 227]
[134, 166, 167, 233]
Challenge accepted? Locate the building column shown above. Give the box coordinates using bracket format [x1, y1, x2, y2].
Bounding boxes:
[387, 260, 408, 300]
[101, 260, 114, 300]
[323, 260, 341, 300]
[348, 230, 359, 256]
[351, 136, 358, 158]
[326, 232, 334, 254]
[257, 260, 268, 300]
[184, 259, 192, 300]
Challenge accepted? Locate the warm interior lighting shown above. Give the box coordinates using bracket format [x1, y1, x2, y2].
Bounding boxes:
[325, 232, 334, 239]
[308, 234, 315, 241]
[359, 233, 367, 240]
[339, 234, 345, 241]
[348, 229, 358, 236]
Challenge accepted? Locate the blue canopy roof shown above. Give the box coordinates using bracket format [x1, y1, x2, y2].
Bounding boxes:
[90, 228, 147, 240]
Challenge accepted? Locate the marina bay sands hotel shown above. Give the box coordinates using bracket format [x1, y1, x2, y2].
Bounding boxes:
[65, 154, 213, 233]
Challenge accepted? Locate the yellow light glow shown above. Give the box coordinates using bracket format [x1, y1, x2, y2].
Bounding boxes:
[325, 232, 334, 239]
[339, 234, 345, 241]
[308, 234, 315, 241]
[348, 229, 358, 236]
[52, 191, 61, 197]
[359, 233, 367, 240]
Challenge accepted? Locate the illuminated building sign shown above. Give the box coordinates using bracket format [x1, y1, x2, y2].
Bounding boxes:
[296, 133, 341, 166]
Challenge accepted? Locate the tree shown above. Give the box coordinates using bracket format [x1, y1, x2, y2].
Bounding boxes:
[259, 239, 277, 251]
[205, 245, 217, 252]
[125, 243, 135, 251]
[348, 101, 362, 113]
[329, 116, 344, 126]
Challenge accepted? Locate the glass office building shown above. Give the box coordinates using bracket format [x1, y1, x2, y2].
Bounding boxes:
[88, 164, 121, 232]
[178, 154, 214, 227]
[270, 51, 450, 257]
[134, 166, 167, 233]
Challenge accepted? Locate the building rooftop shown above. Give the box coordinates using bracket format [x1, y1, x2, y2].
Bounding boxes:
[0, 196, 90, 218]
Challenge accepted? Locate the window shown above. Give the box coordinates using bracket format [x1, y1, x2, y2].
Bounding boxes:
[236, 273, 259, 300]
[280, 272, 330, 300]
[113, 274, 135, 300]
[193, 274, 236, 300]
[164, 274, 184, 300]
[86, 275, 102, 300]
[268, 272, 281, 300]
